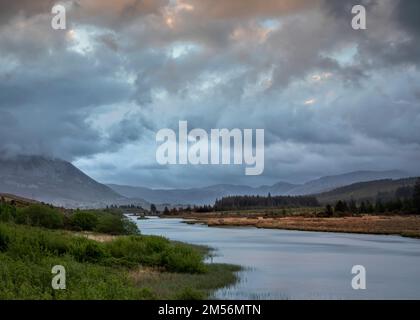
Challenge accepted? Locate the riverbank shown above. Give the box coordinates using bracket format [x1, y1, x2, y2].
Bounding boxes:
[173, 214, 420, 239]
[0, 222, 240, 299]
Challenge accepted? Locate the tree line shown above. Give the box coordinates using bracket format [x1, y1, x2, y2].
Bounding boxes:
[162, 193, 320, 214]
[323, 178, 420, 216]
[214, 194, 320, 210]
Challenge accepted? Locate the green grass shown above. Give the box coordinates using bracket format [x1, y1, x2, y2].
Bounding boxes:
[130, 264, 241, 300]
[0, 203, 140, 236]
[0, 222, 240, 299]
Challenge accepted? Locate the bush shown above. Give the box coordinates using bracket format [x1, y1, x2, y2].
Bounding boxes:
[0, 222, 238, 299]
[15, 205, 64, 229]
[70, 211, 98, 231]
[106, 235, 169, 267]
[0, 203, 16, 223]
[162, 244, 207, 274]
[95, 214, 124, 235]
[122, 218, 141, 235]
[106, 235, 206, 273]
[70, 238, 107, 263]
[95, 213, 139, 235]
[0, 226, 10, 252]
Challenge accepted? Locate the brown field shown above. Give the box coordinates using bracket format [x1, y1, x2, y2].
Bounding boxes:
[181, 215, 420, 239]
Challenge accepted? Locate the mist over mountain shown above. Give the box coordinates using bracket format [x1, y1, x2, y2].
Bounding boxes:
[0, 155, 410, 208]
[107, 182, 299, 206]
[108, 170, 409, 205]
[0, 155, 135, 208]
[315, 177, 418, 205]
[285, 170, 409, 196]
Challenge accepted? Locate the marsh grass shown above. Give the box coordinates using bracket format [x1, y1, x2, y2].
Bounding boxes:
[129, 264, 241, 300]
[0, 222, 240, 299]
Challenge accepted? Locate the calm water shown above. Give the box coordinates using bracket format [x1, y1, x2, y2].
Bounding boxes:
[130, 216, 420, 300]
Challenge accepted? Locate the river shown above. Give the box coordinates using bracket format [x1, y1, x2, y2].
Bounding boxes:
[130, 216, 420, 300]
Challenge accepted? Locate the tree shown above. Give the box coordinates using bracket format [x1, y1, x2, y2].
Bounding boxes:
[349, 199, 358, 213]
[70, 211, 98, 231]
[359, 201, 367, 214]
[325, 204, 333, 217]
[335, 200, 348, 213]
[150, 204, 157, 214]
[163, 206, 170, 215]
[413, 178, 420, 213]
[366, 200, 375, 214]
[375, 199, 385, 213]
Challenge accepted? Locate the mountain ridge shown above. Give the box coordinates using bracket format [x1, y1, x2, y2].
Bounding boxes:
[0, 155, 411, 208]
[108, 170, 410, 205]
[0, 155, 149, 208]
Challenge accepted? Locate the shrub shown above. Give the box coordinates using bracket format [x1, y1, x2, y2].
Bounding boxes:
[122, 218, 140, 235]
[70, 238, 107, 263]
[0, 203, 16, 223]
[70, 211, 98, 231]
[161, 244, 207, 274]
[95, 215, 125, 235]
[95, 213, 139, 235]
[15, 205, 64, 229]
[105, 235, 206, 273]
[0, 226, 10, 252]
[106, 235, 169, 267]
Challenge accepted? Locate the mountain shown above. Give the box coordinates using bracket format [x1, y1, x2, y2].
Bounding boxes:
[107, 182, 299, 206]
[315, 177, 418, 204]
[108, 170, 410, 206]
[286, 170, 409, 196]
[0, 155, 146, 208]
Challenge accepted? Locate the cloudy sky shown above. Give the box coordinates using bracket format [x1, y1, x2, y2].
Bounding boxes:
[0, 0, 419, 188]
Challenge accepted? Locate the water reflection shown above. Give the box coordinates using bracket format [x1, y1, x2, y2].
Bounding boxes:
[130, 216, 420, 300]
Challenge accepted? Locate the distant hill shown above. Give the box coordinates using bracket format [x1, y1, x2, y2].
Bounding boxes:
[315, 177, 418, 204]
[107, 182, 299, 206]
[286, 170, 409, 196]
[0, 156, 148, 208]
[108, 170, 410, 206]
[3, 156, 407, 208]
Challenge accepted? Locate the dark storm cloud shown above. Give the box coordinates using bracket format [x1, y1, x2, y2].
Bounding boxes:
[1, 0, 420, 187]
[396, 0, 420, 36]
[0, 0, 56, 25]
[324, 0, 378, 18]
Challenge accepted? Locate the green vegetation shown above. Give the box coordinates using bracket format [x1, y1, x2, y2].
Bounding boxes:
[131, 264, 241, 300]
[164, 194, 320, 215]
[414, 179, 420, 213]
[316, 177, 418, 205]
[69, 210, 98, 231]
[0, 200, 240, 300]
[0, 222, 239, 299]
[15, 204, 64, 229]
[0, 201, 139, 235]
[321, 178, 420, 217]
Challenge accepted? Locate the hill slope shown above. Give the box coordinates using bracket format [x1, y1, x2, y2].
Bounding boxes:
[287, 170, 409, 196]
[108, 170, 409, 206]
[316, 177, 418, 204]
[107, 182, 299, 206]
[0, 156, 126, 208]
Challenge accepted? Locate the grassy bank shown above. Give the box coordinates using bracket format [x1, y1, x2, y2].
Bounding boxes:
[0, 201, 240, 300]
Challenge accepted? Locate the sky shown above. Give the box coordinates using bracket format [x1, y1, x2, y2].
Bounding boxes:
[0, 0, 419, 188]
